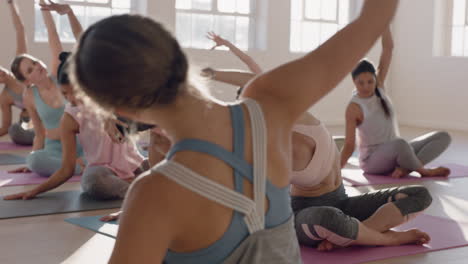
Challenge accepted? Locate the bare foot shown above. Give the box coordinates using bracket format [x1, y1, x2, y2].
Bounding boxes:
[421, 167, 451, 177]
[391, 167, 410, 178]
[317, 240, 340, 252]
[387, 229, 431, 246]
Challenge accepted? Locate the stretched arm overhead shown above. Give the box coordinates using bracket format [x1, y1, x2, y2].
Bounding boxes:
[376, 28, 394, 88]
[38, 0, 63, 78]
[23, 88, 46, 151]
[40, 0, 84, 40]
[201, 67, 256, 87]
[7, 0, 27, 55]
[207, 32, 262, 74]
[243, 0, 399, 126]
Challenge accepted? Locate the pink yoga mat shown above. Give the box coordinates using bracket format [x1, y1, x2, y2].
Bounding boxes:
[0, 171, 81, 187]
[0, 142, 31, 151]
[301, 214, 468, 264]
[342, 163, 468, 187]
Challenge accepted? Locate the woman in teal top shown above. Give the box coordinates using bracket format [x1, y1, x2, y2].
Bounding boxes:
[9, 1, 83, 176]
[0, 0, 34, 145]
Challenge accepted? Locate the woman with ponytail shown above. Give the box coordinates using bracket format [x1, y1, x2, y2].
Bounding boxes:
[8, 1, 84, 176]
[341, 28, 452, 178]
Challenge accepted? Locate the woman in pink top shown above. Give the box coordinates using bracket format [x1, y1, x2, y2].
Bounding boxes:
[5, 53, 149, 200]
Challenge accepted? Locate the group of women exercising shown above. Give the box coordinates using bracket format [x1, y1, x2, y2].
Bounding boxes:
[0, 0, 454, 263]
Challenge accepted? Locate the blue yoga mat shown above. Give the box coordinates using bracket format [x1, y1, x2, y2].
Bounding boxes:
[0, 153, 26, 165]
[65, 215, 118, 238]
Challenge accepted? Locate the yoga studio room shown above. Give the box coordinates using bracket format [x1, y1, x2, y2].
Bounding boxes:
[1, 0, 467, 263]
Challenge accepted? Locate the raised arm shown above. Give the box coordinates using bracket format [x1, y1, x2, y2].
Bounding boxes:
[7, 0, 27, 55]
[38, 0, 63, 78]
[376, 27, 394, 88]
[201, 67, 256, 87]
[4, 113, 78, 200]
[207, 32, 262, 74]
[244, 0, 399, 125]
[23, 88, 46, 151]
[40, 1, 84, 40]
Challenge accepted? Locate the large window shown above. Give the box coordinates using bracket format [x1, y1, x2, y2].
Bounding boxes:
[290, 0, 350, 53]
[450, 0, 468, 56]
[175, 0, 253, 50]
[35, 0, 136, 43]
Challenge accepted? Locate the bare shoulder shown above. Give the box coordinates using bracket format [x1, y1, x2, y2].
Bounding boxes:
[0, 90, 12, 104]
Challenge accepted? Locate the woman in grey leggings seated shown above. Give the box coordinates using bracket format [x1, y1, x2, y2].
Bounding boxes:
[291, 112, 432, 251]
[0, 0, 34, 145]
[202, 29, 432, 251]
[341, 28, 451, 178]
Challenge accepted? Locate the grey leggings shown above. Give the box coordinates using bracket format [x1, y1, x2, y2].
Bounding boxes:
[361, 131, 451, 174]
[8, 122, 34, 146]
[292, 184, 432, 247]
[81, 160, 149, 200]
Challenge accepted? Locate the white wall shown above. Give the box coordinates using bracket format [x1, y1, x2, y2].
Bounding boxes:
[1, 0, 382, 129]
[391, 0, 468, 132]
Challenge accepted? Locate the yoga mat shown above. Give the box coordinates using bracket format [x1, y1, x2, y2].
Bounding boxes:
[0, 190, 122, 219]
[65, 215, 118, 238]
[0, 153, 26, 165]
[66, 214, 468, 263]
[301, 214, 468, 264]
[0, 141, 31, 151]
[342, 163, 468, 187]
[0, 171, 81, 187]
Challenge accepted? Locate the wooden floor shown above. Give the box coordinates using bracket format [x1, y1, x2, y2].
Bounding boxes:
[0, 125, 467, 264]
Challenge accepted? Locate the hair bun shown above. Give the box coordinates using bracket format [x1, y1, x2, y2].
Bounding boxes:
[59, 52, 71, 63]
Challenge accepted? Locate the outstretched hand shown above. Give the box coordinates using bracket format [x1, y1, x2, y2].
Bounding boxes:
[40, 0, 71, 15]
[8, 166, 31, 173]
[207, 31, 230, 50]
[4, 190, 37, 200]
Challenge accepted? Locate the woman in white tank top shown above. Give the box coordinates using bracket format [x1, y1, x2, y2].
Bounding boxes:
[341, 28, 451, 178]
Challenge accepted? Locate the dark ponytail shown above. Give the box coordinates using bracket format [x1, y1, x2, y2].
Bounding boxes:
[352, 60, 391, 118]
[374, 87, 391, 117]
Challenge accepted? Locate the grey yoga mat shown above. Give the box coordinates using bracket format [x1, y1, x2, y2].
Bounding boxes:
[0, 153, 26, 165]
[0, 190, 122, 219]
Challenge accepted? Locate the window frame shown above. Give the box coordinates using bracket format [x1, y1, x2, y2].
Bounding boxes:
[289, 0, 352, 53]
[175, 0, 256, 51]
[34, 0, 139, 43]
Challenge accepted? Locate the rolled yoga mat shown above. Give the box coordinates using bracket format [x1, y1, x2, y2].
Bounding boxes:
[0, 171, 81, 187]
[66, 214, 468, 263]
[0, 153, 26, 165]
[342, 163, 468, 187]
[0, 190, 122, 219]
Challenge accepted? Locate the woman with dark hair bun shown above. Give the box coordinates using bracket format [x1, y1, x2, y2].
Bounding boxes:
[71, 1, 399, 263]
[341, 28, 452, 178]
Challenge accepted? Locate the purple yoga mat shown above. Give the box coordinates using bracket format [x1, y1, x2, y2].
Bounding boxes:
[0, 171, 81, 187]
[342, 163, 468, 187]
[301, 214, 468, 264]
[0, 142, 31, 151]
